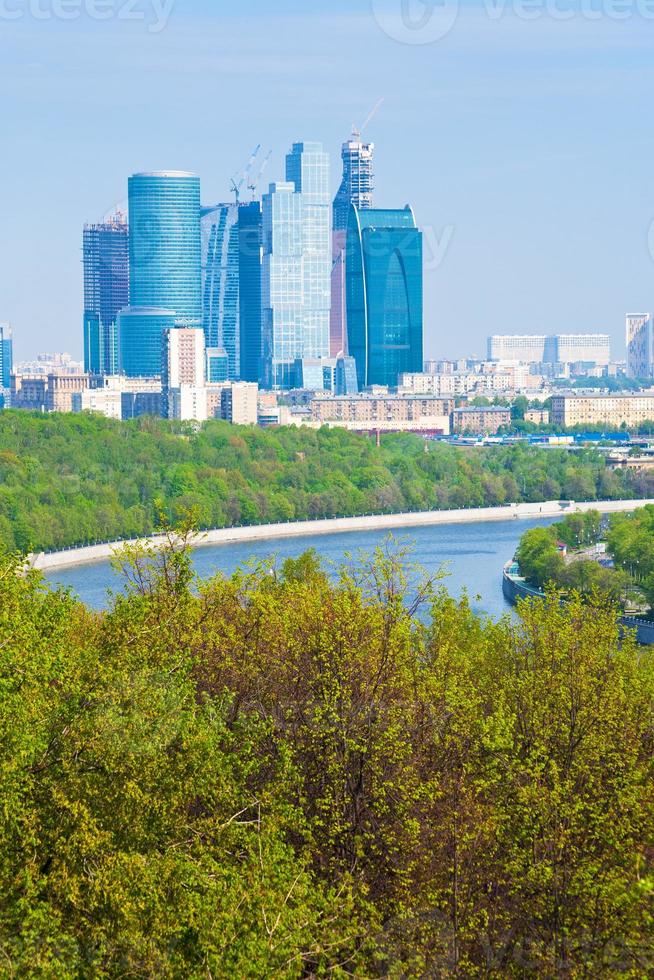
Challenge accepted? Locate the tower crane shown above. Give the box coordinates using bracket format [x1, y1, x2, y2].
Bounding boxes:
[230, 144, 261, 204]
[248, 149, 273, 200]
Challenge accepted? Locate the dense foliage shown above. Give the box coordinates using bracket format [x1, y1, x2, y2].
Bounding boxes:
[608, 505, 654, 610]
[1, 539, 653, 976]
[0, 411, 651, 554]
[516, 512, 632, 603]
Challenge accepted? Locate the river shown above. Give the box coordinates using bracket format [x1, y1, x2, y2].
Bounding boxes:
[45, 516, 557, 619]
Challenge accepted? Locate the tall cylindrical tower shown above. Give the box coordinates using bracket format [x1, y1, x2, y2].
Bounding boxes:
[128, 171, 202, 324]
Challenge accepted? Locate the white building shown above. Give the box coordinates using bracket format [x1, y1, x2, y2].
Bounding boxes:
[488, 334, 610, 367]
[162, 327, 206, 420]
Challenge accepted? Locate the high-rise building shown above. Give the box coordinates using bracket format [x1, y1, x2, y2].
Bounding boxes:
[626, 314, 653, 378]
[331, 136, 375, 357]
[201, 203, 241, 379]
[82, 216, 129, 375]
[124, 172, 202, 377]
[0, 323, 13, 391]
[238, 201, 263, 383]
[262, 143, 331, 389]
[346, 205, 423, 389]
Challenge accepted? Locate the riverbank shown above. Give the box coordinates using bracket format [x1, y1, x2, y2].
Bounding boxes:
[29, 498, 654, 573]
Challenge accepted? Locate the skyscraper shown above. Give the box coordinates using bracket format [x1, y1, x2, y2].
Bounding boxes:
[123, 172, 202, 376]
[262, 142, 331, 389]
[238, 201, 263, 383]
[626, 314, 653, 378]
[331, 136, 374, 356]
[0, 323, 13, 391]
[346, 205, 423, 389]
[201, 203, 240, 379]
[82, 216, 128, 375]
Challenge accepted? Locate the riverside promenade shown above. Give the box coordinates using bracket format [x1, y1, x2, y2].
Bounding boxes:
[29, 498, 654, 574]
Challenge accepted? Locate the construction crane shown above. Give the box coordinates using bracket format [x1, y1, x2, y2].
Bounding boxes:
[230, 144, 261, 204]
[248, 149, 272, 200]
[352, 97, 385, 141]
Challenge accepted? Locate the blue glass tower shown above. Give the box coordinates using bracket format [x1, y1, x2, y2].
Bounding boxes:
[345, 205, 423, 389]
[124, 172, 201, 376]
[238, 201, 263, 383]
[262, 142, 330, 389]
[201, 203, 240, 379]
[0, 323, 13, 390]
[83, 216, 129, 375]
[118, 308, 179, 378]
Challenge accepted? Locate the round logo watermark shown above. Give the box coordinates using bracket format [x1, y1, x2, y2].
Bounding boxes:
[371, 0, 460, 44]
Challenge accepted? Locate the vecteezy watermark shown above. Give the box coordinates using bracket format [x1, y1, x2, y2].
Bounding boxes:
[424, 224, 455, 272]
[371, 0, 460, 44]
[0, 0, 175, 33]
[372, 0, 654, 45]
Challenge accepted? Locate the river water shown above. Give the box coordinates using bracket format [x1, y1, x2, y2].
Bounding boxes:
[45, 517, 557, 620]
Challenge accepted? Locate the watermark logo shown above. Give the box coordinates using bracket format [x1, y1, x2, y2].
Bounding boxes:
[371, 0, 460, 44]
[0, 0, 175, 33]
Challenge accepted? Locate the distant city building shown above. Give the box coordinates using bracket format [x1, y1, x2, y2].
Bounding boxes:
[551, 393, 654, 429]
[0, 323, 13, 391]
[525, 408, 550, 425]
[262, 142, 331, 389]
[331, 135, 374, 356]
[346, 205, 423, 389]
[310, 393, 451, 433]
[201, 203, 241, 379]
[626, 314, 653, 378]
[162, 326, 206, 420]
[12, 373, 88, 413]
[238, 201, 263, 383]
[451, 406, 512, 435]
[208, 381, 259, 425]
[14, 352, 84, 376]
[82, 215, 128, 375]
[126, 171, 202, 376]
[118, 308, 179, 378]
[488, 334, 611, 367]
[335, 356, 358, 396]
[206, 347, 230, 383]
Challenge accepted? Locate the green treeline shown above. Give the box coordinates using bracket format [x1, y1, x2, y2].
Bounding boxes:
[1, 541, 653, 976]
[0, 411, 652, 553]
[516, 508, 654, 610]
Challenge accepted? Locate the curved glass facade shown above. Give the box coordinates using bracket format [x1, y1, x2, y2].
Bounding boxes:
[346, 205, 423, 389]
[128, 172, 202, 322]
[118, 308, 178, 378]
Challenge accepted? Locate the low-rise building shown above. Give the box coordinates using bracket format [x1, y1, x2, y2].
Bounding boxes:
[551, 393, 654, 429]
[524, 408, 550, 425]
[12, 373, 89, 413]
[451, 406, 512, 435]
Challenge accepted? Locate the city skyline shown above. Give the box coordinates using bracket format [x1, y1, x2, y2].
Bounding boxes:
[4, 3, 654, 360]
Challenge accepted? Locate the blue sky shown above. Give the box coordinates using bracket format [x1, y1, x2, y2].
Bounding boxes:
[2, 0, 654, 359]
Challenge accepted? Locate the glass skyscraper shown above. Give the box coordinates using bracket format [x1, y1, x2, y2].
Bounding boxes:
[331, 137, 374, 356]
[346, 205, 423, 389]
[238, 201, 263, 384]
[0, 322, 13, 391]
[83, 216, 129, 375]
[262, 142, 331, 389]
[201, 203, 240, 379]
[125, 171, 202, 376]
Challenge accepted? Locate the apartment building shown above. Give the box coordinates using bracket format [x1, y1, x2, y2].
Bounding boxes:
[551, 393, 654, 428]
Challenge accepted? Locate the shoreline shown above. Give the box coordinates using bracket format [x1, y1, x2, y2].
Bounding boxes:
[29, 498, 654, 573]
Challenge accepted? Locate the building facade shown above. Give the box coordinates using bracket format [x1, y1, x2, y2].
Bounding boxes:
[201, 203, 241, 379]
[488, 334, 611, 367]
[330, 135, 374, 356]
[310, 394, 451, 433]
[162, 326, 206, 420]
[238, 201, 263, 383]
[262, 143, 331, 389]
[0, 323, 13, 392]
[82, 216, 128, 375]
[626, 314, 653, 378]
[125, 172, 202, 376]
[346, 205, 423, 389]
[451, 406, 512, 435]
[551, 393, 654, 429]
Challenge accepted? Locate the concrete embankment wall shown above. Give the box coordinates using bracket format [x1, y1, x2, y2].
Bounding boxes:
[28, 498, 654, 574]
[503, 563, 654, 646]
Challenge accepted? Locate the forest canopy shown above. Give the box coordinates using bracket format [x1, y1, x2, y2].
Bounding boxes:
[0, 411, 651, 554]
[0, 539, 652, 976]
